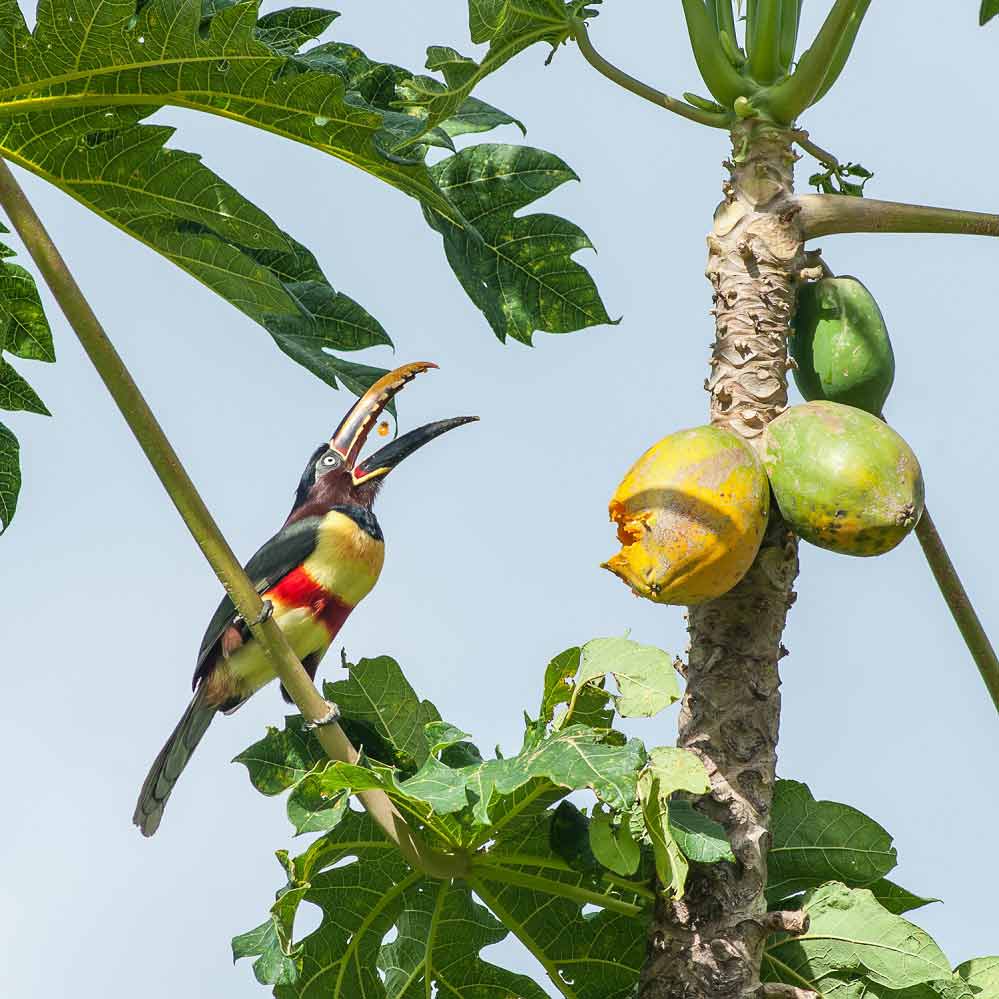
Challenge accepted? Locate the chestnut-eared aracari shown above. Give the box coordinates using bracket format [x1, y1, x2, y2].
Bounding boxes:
[133, 362, 476, 836]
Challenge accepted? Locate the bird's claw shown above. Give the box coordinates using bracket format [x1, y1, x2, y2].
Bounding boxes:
[305, 700, 340, 730]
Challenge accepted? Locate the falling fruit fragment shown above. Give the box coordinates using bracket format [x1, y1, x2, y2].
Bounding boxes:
[604, 426, 769, 605]
[763, 401, 923, 556]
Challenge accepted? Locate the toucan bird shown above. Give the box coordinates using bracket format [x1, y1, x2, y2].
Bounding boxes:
[133, 362, 476, 836]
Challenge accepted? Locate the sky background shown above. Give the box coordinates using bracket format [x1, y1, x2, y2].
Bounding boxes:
[2, 2, 997, 996]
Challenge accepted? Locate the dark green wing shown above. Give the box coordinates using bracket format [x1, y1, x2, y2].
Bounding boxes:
[192, 516, 323, 687]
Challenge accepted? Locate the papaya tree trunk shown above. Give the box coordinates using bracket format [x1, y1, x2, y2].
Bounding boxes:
[641, 120, 807, 999]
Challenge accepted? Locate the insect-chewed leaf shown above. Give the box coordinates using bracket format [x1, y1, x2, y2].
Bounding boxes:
[763, 883, 952, 993]
[766, 779, 897, 905]
[426, 144, 612, 344]
[577, 636, 680, 717]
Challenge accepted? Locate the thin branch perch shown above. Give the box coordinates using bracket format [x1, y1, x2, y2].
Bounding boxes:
[796, 194, 999, 239]
[0, 156, 466, 881]
[915, 506, 999, 716]
[571, 20, 730, 128]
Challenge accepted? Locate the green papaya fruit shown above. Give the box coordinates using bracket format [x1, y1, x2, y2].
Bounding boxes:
[763, 401, 923, 557]
[790, 276, 895, 415]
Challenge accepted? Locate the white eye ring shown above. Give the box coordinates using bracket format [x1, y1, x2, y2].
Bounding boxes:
[321, 454, 339, 467]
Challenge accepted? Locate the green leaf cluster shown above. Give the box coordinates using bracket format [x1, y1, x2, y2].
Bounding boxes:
[762, 780, 993, 999]
[0, 227, 53, 531]
[233, 636, 724, 997]
[234, 645, 999, 998]
[0, 0, 613, 532]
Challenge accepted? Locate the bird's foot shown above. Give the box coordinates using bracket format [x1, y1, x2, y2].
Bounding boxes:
[247, 600, 274, 627]
[305, 700, 340, 729]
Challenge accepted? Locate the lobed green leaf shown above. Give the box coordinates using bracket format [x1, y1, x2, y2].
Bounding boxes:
[767, 779, 897, 905]
[426, 144, 612, 344]
[0, 419, 19, 533]
[764, 883, 952, 993]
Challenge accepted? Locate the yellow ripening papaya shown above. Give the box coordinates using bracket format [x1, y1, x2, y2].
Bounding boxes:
[603, 426, 770, 605]
[763, 401, 923, 556]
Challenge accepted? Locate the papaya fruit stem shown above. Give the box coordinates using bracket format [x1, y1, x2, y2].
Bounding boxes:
[570, 20, 731, 128]
[796, 195, 999, 239]
[792, 131, 840, 172]
[914, 505, 999, 716]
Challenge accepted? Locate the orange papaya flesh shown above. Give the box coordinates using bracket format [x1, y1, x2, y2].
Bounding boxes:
[604, 426, 770, 605]
[763, 401, 923, 557]
[790, 276, 895, 416]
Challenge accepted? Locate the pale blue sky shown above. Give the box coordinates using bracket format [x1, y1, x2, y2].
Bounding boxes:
[2, 2, 997, 996]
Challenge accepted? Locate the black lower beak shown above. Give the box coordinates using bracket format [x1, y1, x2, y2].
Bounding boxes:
[352, 417, 478, 484]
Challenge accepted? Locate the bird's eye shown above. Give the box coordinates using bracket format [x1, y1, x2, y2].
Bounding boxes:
[321, 453, 340, 467]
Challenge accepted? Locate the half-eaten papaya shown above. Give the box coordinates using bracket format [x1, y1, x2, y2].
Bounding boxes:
[604, 426, 769, 604]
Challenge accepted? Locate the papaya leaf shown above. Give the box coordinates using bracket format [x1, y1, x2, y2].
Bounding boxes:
[0, 230, 54, 363]
[285, 782, 349, 837]
[866, 878, 939, 916]
[819, 975, 978, 999]
[426, 144, 612, 344]
[232, 884, 309, 987]
[234, 808, 557, 998]
[234, 713, 328, 797]
[576, 636, 680, 718]
[589, 806, 641, 876]
[957, 957, 999, 998]
[763, 883, 952, 993]
[0, 358, 48, 415]
[0, 419, 19, 533]
[424, 721, 474, 756]
[0, 234, 52, 530]
[766, 780, 897, 905]
[323, 654, 442, 767]
[469, 802, 648, 999]
[981, 1, 999, 26]
[0, 0, 451, 212]
[378, 878, 548, 999]
[667, 800, 735, 864]
[399, 0, 592, 142]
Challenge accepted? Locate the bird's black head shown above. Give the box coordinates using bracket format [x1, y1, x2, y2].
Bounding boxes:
[286, 362, 477, 524]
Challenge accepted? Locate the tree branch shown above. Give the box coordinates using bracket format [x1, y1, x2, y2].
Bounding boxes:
[571, 21, 730, 128]
[915, 505, 999, 716]
[0, 157, 467, 881]
[796, 194, 999, 239]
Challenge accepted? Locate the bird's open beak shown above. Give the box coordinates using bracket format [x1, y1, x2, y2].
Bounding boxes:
[352, 416, 479, 484]
[327, 362, 477, 484]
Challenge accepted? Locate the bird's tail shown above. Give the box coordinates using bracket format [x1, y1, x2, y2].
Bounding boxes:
[133, 687, 217, 837]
